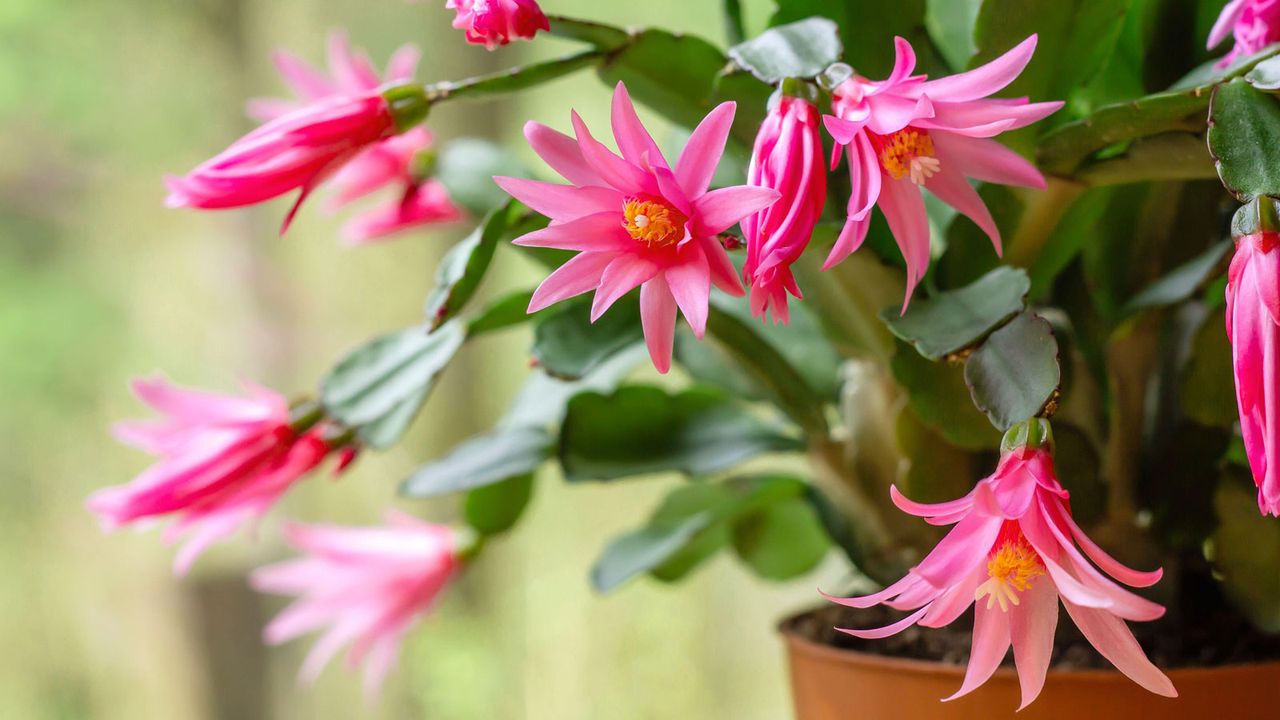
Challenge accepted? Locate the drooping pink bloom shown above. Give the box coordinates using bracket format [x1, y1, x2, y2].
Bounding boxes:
[251, 513, 462, 696]
[247, 31, 421, 123]
[446, 0, 550, 50]
[1226, 232, 1280, 516]
[87, 377, 339, 574]
[742, 94, 827, 324]
[823, 36, 1062, 309]
[164, 92, 398, 233]
[825, 441, 1175, 709]
[1208, 0, 1280, 67]
[495, 82, 780, 373]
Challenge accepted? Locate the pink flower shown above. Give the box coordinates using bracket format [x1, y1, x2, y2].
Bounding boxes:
[340, 180, 463, 244]
[251, 513, 462, 696]
[1226, 232, 1280, 516]
[446, 0, 549, 50]
[247, 31, 420, 123]
[825, 437, 1175, 708]
[743, 94, 827, 324]
[88, 378, 339, 574]
[164, 92, 398, 233]
[495, 82, 780, 373]
[823, 36, 1062, 309]
[1208, 0, 1280, 67]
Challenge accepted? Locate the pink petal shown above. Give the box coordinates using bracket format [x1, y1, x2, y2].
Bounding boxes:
[876, 176, 931, 310]
[943, 602, 1011, 701]
[665, 249, 711, 337]
[299, 614, 368, 684]
[881, 36, 918, 88]
[865, 92, 936, 136]
[836, 605, 931, 639]
[640, 276, 678, 374]
[591, 255, 661, 321]
[821, 574, 923, 610]
[1248, 241, 1280, 323]
[1209, 0, 1249, 49]
[272, 50, 335, 100]
[925, 162, 1002, 256]
[493, 177, 620, 222]
[1010, 580, 1059, 710]
[913, 514, 1003, 589]
[527, 252, 615, 312]
[931, 133, 1046, 189]
[823, 114, 865, 148]
[512, 212, 633, 252]
[692, 186, 781, 236]
[610, 83, 667, 167]
[1044, 500, 1163, 588]
[524, 121, 604, 187]
[700, 235, 745, 296]
[920, 570, 983, 628]
[922, 35, 1039, 103]
[571, 111, 654, 193]
[675, 101, 736, 198]
[327, 31, 381, 92]
[824, 218, 870, 270]
[889, 485, 974, 520]
[920, 99, 1062, 137]
[386, 44, 421, 82]
[1061, 598, 1177, 697]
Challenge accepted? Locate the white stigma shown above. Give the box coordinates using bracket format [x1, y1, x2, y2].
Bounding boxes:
[909, 157, 941, 186]
[634, 214, 650, 228]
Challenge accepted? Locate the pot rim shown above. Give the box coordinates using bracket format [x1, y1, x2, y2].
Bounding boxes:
[779, 607, 1280, 681]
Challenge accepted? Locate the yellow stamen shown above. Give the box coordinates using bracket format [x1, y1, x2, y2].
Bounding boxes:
[974, 536, 1045, 613]
[623, 198, 685, 247]
[877, 129, 940, 186]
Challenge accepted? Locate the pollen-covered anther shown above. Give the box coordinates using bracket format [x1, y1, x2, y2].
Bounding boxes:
[875, 128, 940, 186]
[623, 197, 686, 247]
[975, 535, 1045, 612]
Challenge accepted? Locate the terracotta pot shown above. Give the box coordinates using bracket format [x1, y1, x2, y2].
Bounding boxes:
[781, 612, 1280, 719]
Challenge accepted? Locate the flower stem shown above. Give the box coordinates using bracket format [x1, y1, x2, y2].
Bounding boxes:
[1005, 178, 1086, 270]
[424, 47, 608, 103]
[722, 0, 746, 45]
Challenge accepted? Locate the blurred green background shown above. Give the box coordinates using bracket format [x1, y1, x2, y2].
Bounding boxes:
[0, 0, 846, 717]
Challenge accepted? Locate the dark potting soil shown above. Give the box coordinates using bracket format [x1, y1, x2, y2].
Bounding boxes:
[787, 595, 1280, 671]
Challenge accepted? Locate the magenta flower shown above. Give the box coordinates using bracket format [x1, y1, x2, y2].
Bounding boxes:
[251, 513, 461, 695]
[825, 440, 1175, 708]
[446, 0, 549, 50]
[88, 378, 339, 574]
[823, 36, 1062, 308]
[743, 94, 827, 324]
[1209, 0, 1280, 67]
[164, 92, 398, 233]
[246, 31, 420, 123]
[1227, 232, 1280, 516]
[495, 82, 779, 373]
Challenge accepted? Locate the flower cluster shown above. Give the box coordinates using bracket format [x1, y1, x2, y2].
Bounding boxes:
[168, 33, 459, 240]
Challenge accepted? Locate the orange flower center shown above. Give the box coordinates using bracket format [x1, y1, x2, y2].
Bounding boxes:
[873, 128, 940, 185]
[975, 535, 1045, 612]
[623, 197, 685, 247]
